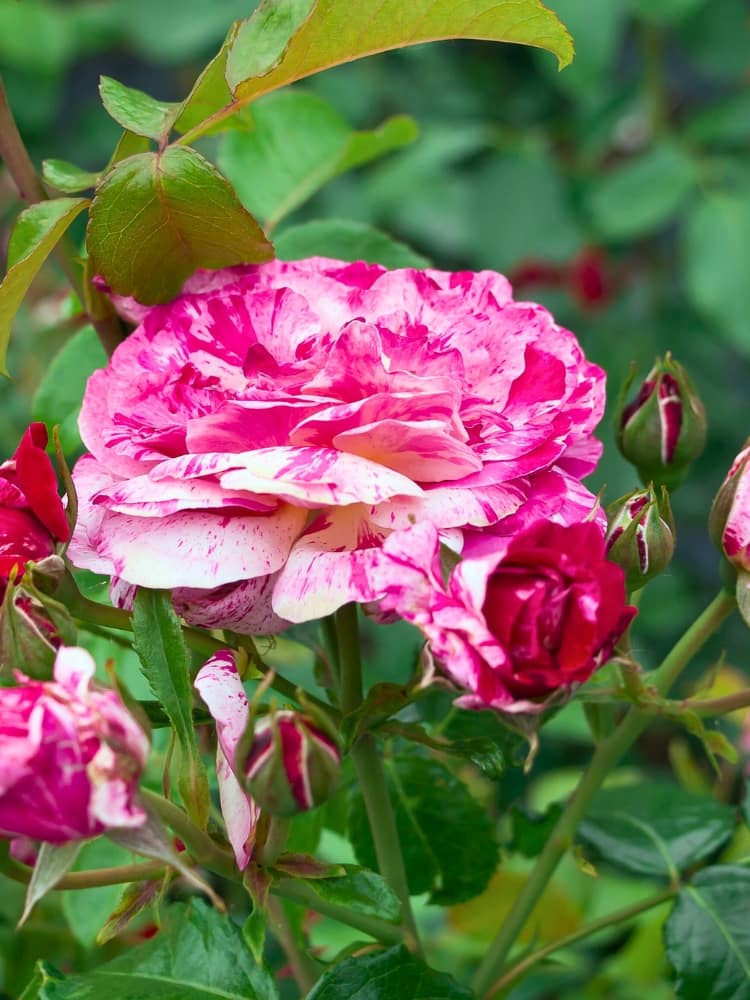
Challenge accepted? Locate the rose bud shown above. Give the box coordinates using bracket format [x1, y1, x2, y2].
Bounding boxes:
[605, 484, 675, 591]
[616, 354, 706, 490]
[0, 424, 70, 599]
[709, 443, 750, 568]
[243, 711, 341, 818]
[369, 519, 636, 714]
[0, 646, 148, 843]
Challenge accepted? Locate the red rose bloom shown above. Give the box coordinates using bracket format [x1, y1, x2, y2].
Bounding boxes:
[370, 519, 636, 712]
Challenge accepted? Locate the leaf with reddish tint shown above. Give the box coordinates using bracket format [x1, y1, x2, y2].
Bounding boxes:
[86, 147, 273, 304]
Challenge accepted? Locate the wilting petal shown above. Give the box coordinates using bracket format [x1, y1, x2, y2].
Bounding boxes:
[194, 652, 258, 869]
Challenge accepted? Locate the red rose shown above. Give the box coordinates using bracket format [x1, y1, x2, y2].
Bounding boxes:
[0, 424, 69, 593]
[371, 519, 636, 712]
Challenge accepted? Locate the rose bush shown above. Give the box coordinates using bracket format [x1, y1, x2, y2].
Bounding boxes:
[0, 646, 148, 843]
[0, 423, 70, 596]
[67, 258, 605, 630]
[368, 519, 636, 712]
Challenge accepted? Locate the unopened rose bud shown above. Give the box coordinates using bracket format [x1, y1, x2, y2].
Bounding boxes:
[616, 354, 706, 490]
[243, 711, 340, 817]
[605, 484, 675, 590]
[709, 443, 750, 570]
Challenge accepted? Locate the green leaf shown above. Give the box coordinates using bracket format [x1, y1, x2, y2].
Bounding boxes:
[0, 198, 88, 375]
[132, 590, 209, 826]
[682, 190, 750, 356]
[96, 879, 163, 946]
[275, 220, 429, 269]
[586, 143, 698, 240]
[226, 0, 573, 105]
[306, 944, 473, 999]
[61, 839, 134, 948]
[42, 160, 99, 194]
[86, 147, 273, 305]
[578, 782, 736, 880]
[174, 25, 239, 135]
[218, 90, 417, 228]
[296, 866, 402, 923]
[441, 707, 527, 778]
[348, 749, 498, 904]
[99, 76, 180, 141]
[226, 0, 316, 89]
[36, 899, 279, 999]
[32, 326, 107, 455]
[743, 781, 750, 828]
[665, 866, 750, 1000]
[21, 842, 82, 926]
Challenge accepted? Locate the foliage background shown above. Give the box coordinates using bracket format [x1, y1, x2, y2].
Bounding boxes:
[1, 1, 749, 997]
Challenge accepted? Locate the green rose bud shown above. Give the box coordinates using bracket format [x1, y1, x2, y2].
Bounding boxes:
[605, 484, 675, 591]
[616, 354, 706, 490]
[244, 710, 340, 817]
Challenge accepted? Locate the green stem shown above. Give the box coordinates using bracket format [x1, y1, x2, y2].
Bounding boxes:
[257, 817, 291, 867]
[487, 886, 678, 998]
[66, 578, 335, 716]
[272, 876, 403, 945]
[140, 789, 235, 877]
[471, 590, 735, 997]
[335, 604, 363, 713]
[334, 605, 422, 954]
[267, 896, 320, 994]
[1, 854, 164, 890]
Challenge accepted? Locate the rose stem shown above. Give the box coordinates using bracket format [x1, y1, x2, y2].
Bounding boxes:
[334, 603, 422, 955]
[0, 74, 123, 355]
[273, 876, 403, 944]
[65, 578, 336, 718]
[471, 589, 735, 998]
[267, 896, 321, 994]
[487, 885, 678, 998]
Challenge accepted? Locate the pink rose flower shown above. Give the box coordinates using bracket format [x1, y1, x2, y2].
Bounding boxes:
[194, 651, 259, 870]
[369, 519, 636, 713]
[68, 258, 605, 627]
[0, 646, 148, 843]
[0, 423, 70, 597]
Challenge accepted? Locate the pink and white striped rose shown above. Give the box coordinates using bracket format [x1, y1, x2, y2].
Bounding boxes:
[68, 258, 606, 628]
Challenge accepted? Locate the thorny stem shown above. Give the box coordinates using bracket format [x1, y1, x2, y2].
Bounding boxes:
[471, 590, 735, 997]
[334, 604, 422, 955]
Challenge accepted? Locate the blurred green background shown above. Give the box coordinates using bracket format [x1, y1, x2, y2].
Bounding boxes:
[1, 3, 749, 996]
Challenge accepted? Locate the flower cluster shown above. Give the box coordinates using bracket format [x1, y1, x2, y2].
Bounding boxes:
[68, 258, 606, 632]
